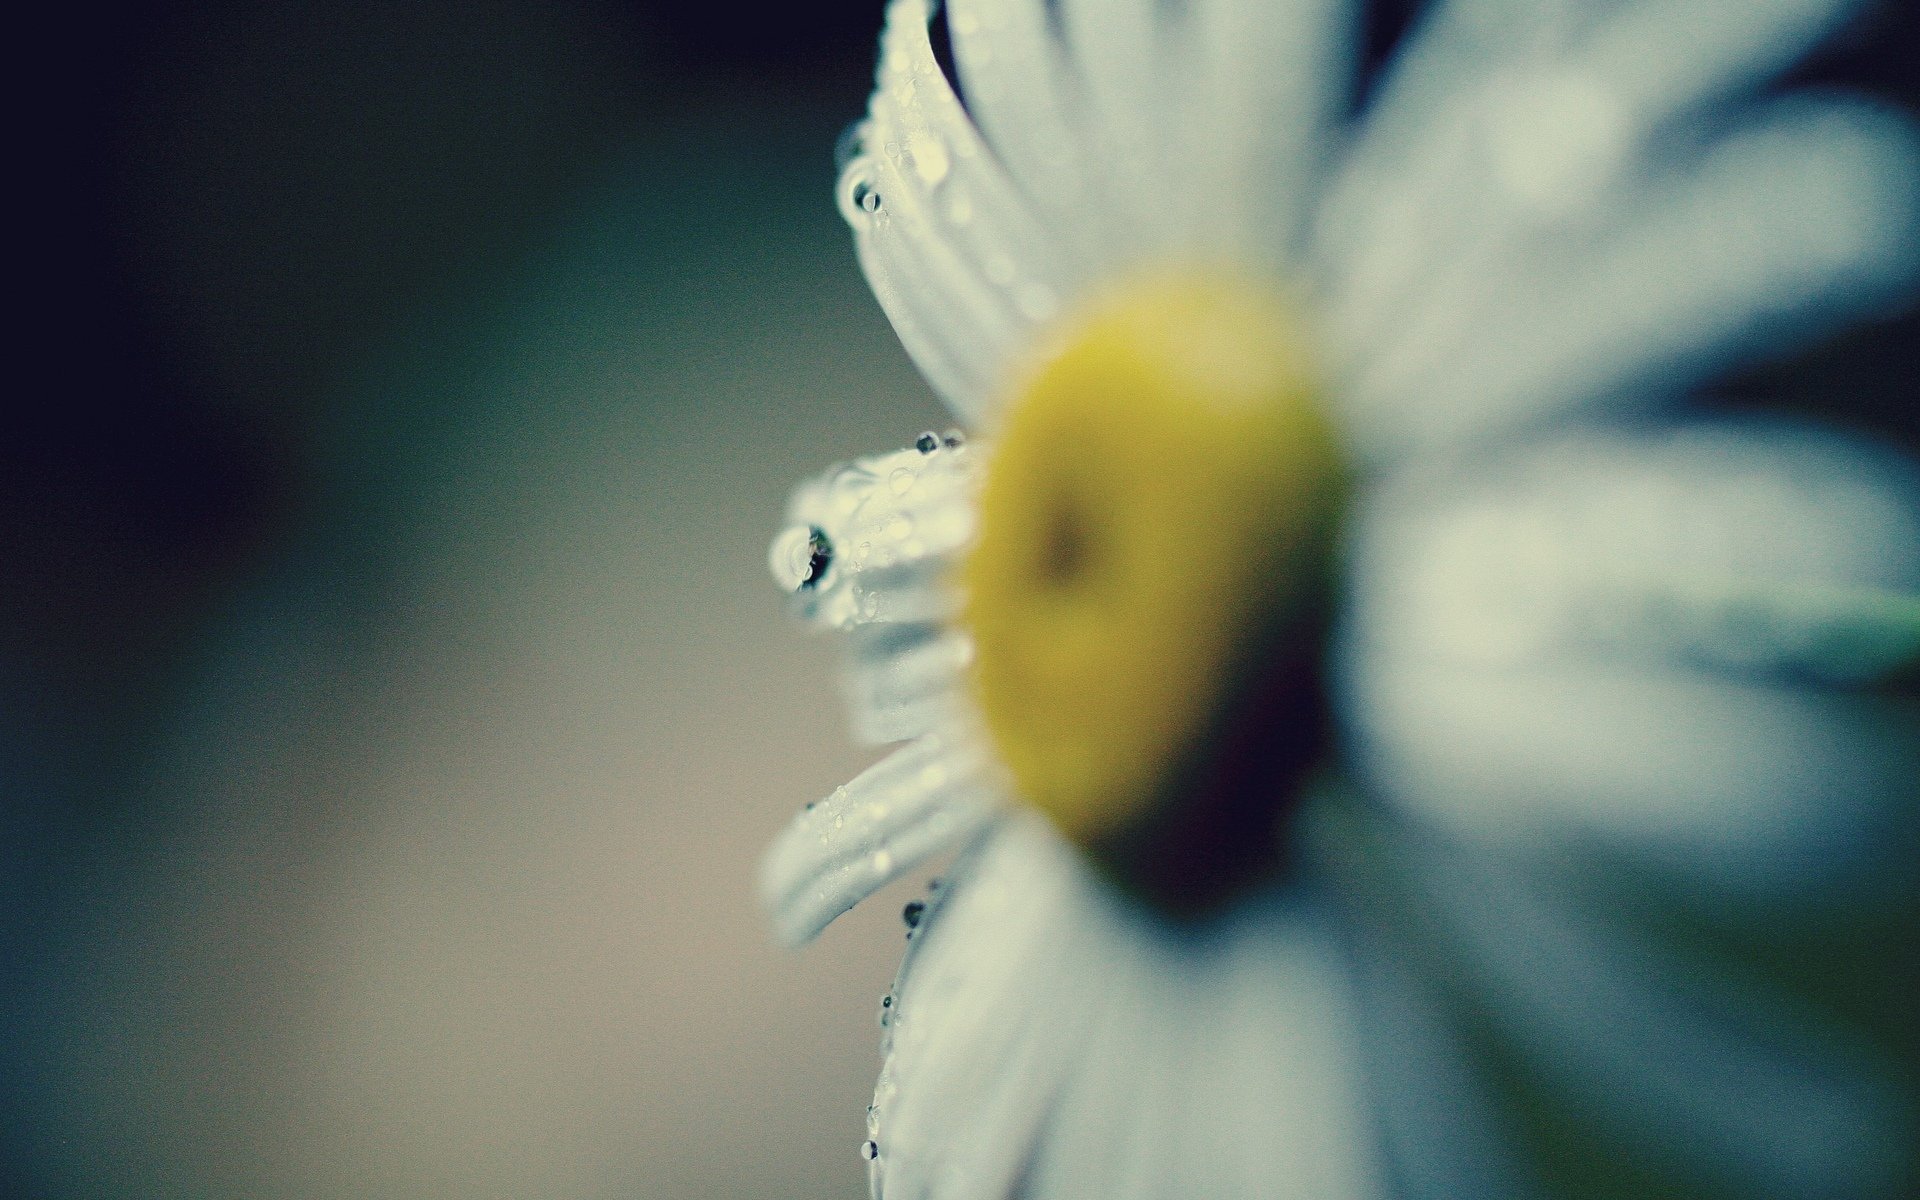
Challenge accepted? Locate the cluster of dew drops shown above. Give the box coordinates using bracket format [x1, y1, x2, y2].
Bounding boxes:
[770, 427, 972, 632]
[834, 108, 1061, 324]
[860, 876, 944, 1168]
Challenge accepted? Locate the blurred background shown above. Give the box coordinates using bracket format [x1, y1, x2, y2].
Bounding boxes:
[7, 2, 1917, 1198]
[9, 2, 947, 1196]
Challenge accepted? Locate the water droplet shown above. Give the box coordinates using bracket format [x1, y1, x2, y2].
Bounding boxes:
[877, 993, 894, 1026]
[902, 900, 925, 929]
[885, 515, 913, 540]
[838, 157, 881, 225]
[915, 431, 940, 454]
[942, 429, 966, 449]
[860, 1140, 880, 1162]
[889, 467, 917, 495]
[769, 524, 833, 593]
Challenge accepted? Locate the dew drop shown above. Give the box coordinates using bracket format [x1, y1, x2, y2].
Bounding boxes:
[839, 157, 882, 225]
[942, 429, 966, 449]
[861, 1141, 880, 1162]
[889, 467, 918, 495]
[902, 900, 925, 929]
[885, 515, 913, 540]
[769, 524, 833, 593]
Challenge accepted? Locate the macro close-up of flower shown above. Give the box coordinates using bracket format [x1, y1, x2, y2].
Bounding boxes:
[760, 1, 1920, 1198]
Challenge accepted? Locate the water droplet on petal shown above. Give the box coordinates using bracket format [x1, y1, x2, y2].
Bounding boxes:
[861, 1141, 880, 1162]
[942, 429, 966, 449]
[901, 900, 925, 929]
[916, 431, 940, 454]
[769, 524, 833, 592]
[889, 467, 917, 495]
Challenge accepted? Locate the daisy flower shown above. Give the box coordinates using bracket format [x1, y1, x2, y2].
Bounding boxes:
[760, 1, 1920, 1196]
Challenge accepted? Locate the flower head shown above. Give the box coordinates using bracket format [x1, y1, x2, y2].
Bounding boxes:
[762, 1, 1920, 1195]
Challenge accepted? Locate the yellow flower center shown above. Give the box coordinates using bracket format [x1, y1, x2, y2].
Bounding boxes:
[963, 272, 1348, 905]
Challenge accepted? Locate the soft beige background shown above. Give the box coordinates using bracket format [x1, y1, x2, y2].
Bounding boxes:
[26, 59, 949, 1200]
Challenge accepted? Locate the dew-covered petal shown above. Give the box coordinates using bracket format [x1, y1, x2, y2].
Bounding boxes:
[843, 625, 976, 746]
[776, 440, 980, 634]
[759, 733, 1002, 947]
[870, 816, 1380, 1199]
[868, 817, 1101, 1198]
[848, 0, 1075, 423]
[1338, 421, 1920, 901]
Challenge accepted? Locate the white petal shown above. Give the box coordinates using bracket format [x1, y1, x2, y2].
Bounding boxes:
[850, 1, 1073, 423]
[1055, 0, 1180, 249]
[1347, 422, 1920, 680]
[944, 0, 1103, 247]
[872, 817, 1380, 1199]
[844, 625, 976, 746]
[1338, 424, 1920, 901]
[1317, 0, 1859, 318]
[1394, 830, 1915, 1197]
[1182, 0, 1356, 262]
[759, 733, 1001, 946]
[1339, 926, 1530, 1200]
[1344, 98, 1920, 455]
[778, 440, 979, 634]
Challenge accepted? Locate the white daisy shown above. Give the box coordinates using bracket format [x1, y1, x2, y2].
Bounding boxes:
[760, 1, 1920, 1197]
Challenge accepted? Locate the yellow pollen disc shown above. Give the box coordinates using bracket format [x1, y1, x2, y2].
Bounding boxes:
[963, 272, 1347, 846]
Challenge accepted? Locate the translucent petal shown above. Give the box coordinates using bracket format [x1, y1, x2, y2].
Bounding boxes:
[843, 626, 976, 747]
[944, 0, 1103, 246]
[1341, 99, 1920, 455]
[850, 0, 1072, 423]
[1181, 0, 1355, 261]
[1397, 833, 1914, 1197]
[1338, 423, 1920, 898]
[777, 441, 980, 634]
[872, 818, 1378, 1199]
[759, 733, 1001, 947]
